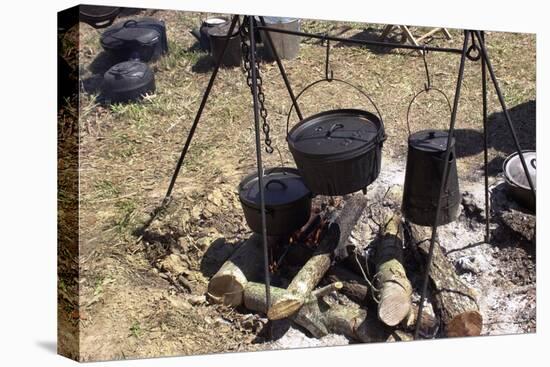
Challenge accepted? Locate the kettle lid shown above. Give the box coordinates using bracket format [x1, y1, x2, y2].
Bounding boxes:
[409, 129, 455, 153]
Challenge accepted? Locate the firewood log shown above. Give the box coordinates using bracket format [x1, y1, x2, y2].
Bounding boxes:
[268, 193, 368, 320]
[244, 282, 387, 342]
[324, 266, 370, 304]
[207, 234, 264, 306]
[409, 224, 483, 337]
[374, 212, 413, 327]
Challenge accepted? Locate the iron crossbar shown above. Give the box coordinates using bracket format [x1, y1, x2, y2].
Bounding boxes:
[255, 25, 465, 54]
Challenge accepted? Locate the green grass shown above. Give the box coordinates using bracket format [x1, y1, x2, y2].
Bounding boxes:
[129, 320, 142, 338]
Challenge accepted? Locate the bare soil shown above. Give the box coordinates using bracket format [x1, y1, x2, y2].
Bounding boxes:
[57, 8, 535, 361]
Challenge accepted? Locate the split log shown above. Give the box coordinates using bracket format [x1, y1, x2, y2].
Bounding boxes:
[324, 266, 370, 304]
[409, 224, 483, 337]
[375, 212, 413, 327]
[268, 193, 369, 320]
[244, 282, 387, 342]
[207, 234, 264, 306]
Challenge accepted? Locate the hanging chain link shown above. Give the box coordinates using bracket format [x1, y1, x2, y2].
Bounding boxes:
[240, 19, 274, 154]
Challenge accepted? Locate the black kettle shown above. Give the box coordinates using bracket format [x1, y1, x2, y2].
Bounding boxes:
[402, 89, 461, 226]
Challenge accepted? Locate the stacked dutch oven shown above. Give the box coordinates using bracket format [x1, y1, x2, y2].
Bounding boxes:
[190, 16, 242, 68]
[99, 17, 169, 103]
[238, 93, 386, 239]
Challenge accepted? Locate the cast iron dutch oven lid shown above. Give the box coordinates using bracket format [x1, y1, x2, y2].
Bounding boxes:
[503, 150, 536, 190]
[103, 61, 152, 91]
[409, 129, 455, 153]
[101, 18, 161, 47]
[208, 22, 240, 37]
[239, 167, 310, 209]
[287, 109, 384, 159]
[80, 5, 120, 20]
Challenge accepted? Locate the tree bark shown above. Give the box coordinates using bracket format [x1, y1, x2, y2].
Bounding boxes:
[268, 194, 367, 320]
[374, 212, 413, 327]
[324, 266, 370, 304]
[409, 224, 483, 337]
[244, 282, 387, 342]
[207, 234, 264, 306]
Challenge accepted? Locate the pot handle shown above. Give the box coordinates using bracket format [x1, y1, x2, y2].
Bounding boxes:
[265, 179, 288, 190]
[406, 87, 452, 137]
[286, 78, 384, 138]
[530, 158, 536, 169]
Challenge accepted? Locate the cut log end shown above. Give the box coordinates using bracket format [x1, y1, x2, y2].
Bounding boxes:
[207, 276, 244, 306]
[267, 295, 304, 320]
[447, 311, 483, 337]
[378, 289, 412, 327]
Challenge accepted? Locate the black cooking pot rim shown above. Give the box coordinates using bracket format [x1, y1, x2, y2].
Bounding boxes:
[287, 108, 385, 161]
[502, 150, 536, 191]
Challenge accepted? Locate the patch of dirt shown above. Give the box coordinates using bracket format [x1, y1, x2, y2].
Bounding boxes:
[59, 7, 536, 361]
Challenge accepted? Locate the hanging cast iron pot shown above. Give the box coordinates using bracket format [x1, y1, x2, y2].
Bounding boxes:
[239, 167, 312, 236]
[102, 60, 155, 103]
[286, 79, 386, 196]
[402, 88, 461, 226]
[503, 150, 536, 212]
[100, 17, 169, 62]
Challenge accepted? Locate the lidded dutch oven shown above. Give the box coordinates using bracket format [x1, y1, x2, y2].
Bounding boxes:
[100, 17, 168, 62]
[239, 167, 312, 236]
[190, 16, 229, 51]
[402, 88, 461, 226]
[79, 5, 121, 29]
[102, 60, 155, 103]
[503, 150, 536, 211]
[286, 79, 386, 196]
[207, 22, 242, 67]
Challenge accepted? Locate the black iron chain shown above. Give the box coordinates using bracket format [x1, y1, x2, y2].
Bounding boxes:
[240, 19, 274, 154]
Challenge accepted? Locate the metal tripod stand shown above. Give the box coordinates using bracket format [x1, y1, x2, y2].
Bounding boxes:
[155, 16, 535, 340]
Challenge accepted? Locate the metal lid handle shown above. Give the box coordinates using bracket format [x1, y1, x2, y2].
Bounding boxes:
[266, 179, 288, 190]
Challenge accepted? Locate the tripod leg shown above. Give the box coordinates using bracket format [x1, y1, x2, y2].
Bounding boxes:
[414, 30, 471, 339]
[481, 31, 491, 243]
[248, 16, 272, 322]
[162, 15, 240, 203]
[258, 16, 303, 120]
[473, 30, 536, 202]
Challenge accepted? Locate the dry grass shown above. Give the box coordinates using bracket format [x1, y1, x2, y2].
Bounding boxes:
[59, 8, 535, 361]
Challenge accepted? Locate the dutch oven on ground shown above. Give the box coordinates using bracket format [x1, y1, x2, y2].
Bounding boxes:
[402, 130, 461, 226]
[257, 16, 301, 60]
[190, 16, 229, 51]
[79, 5, 120, 29]
[503, 150, 536, 212]
[102, 60, 155, 103]
[207, 22, 242, 67]
[287, 109, 386, 196]
[100, 17, 168, 62]
[239, 167, 312, 236]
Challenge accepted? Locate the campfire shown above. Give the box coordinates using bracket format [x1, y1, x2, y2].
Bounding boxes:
[206, 185, 482, 342]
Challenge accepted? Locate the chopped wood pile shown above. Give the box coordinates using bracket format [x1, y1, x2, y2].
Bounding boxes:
[206, 188, 482, 342]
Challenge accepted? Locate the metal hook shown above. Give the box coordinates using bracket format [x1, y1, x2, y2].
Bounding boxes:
[325, 35, 334, 81]
[422, 46, 431, 91]
[466, 30, 481, 61]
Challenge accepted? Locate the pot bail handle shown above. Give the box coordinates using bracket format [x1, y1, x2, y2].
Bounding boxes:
[406, 87, 452, 137]
[265, 179, 288, 190]
[286, 78, 384, 138]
